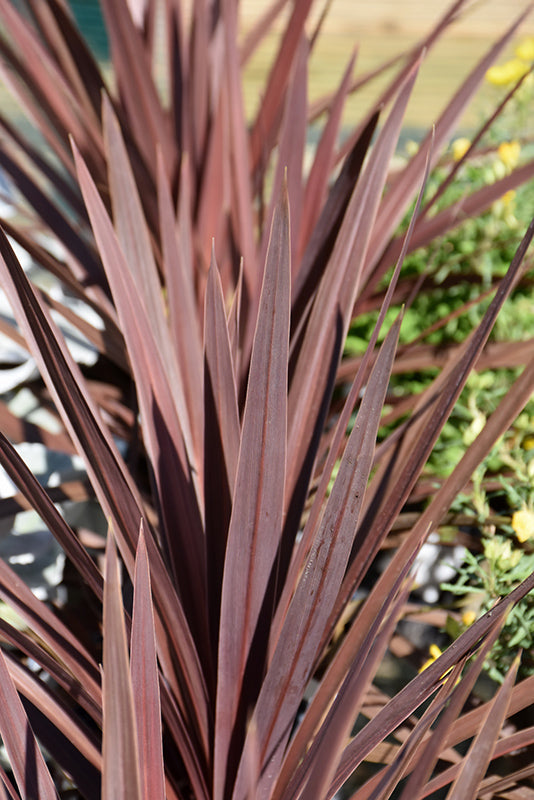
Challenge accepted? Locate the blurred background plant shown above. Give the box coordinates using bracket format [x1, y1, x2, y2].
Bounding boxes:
[486, 33, 534, 136]
[342, 30, 534, 697]
[443, 508, 534, 683]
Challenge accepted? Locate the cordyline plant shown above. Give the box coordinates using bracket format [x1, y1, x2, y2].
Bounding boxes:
[0, 0, 534, 798]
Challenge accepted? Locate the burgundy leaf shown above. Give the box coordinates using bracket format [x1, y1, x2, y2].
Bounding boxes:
[396, 626, 505, 800]
[73, 142, 210, 657]
[0, 767, 18, 800]
[330, 573, 534, 797]
[363, 6, 533, 285]
[341, 217, 534, 614]
[0, 215, 118, 327]
[0, 431, 103, 599]
[297, 50, 357, 265]
[0, 548, 101, 704]
[220, 0, 257, 356]
[0, 225, 144, 572]
[99, 0, 177, 176]
[6, 652, 102, 795]
[103, 97, 171, 368]
[446, 652, 520, 800]
[215, 180, 290, 799]
[102, 529, 142, 800]
[0, 146, 105, 290]
[420, 725, 534, 798]
[157, 150, 204, 466]
[249, 0, 314, 176]
[240, 0, 288, 65]
[194, 79, 228, 274]
[236, 313, 401, 800]
[0, 615, 101, 726]
[388, 159, 534, 264]
[188, 0, 210, 176]
[0, 0, 103, 172]
[0, 223, 210, 759]
[291, 108, 378, 324]
[0, 647, 58, 800]
[0, 111, 87, 219]
[308, 350, 534, 784]
[298, 584, 413, 800]
[26, 0, 106, 120]
[131, 525, 165, 800]
[419, 67, 532, 221]
[204, 251, 241, 649]
[286, 61, 419, 511]
[277, 144, 430, 643]
[260, 35, 307, 276]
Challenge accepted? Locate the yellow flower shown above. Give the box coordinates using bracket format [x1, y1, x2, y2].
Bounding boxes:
[492, 189, 517, 224]
[498, 141, 521, 170]
[419, 644, 442, 673]
[420, 644, 459, 683]
[452, 137, 471, 161]
[501, 189, 516, 207]
[512, 509, 534, 543]
[462, 610, 477, 627]
[522, 434, 534, 451]
[515, 37, 534, 62]
[486, 59, 530, 86]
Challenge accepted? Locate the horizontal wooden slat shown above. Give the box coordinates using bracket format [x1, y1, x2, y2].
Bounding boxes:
[240, 0, 534, 37]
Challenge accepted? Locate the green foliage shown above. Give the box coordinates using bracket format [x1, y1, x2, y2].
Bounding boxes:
[442, 424, 534, 683]
[444, 529, 534, 683]
[347, 130, 534, 481]
[354, 46, 534, 688]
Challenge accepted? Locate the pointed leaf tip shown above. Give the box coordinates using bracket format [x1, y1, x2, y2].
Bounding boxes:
[214, 173, 291, 795]
[131, 521, 165, 800]
[103, 528, 142, 800]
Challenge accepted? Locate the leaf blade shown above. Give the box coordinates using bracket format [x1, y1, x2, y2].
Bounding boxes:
[103, 529, 142, 800]
[0, 647, 58, 800]
[214, 181, 291, 798]
[446, 651, 520, 800]
[131, 525, 165, 800]
[237, 312, 402, 799]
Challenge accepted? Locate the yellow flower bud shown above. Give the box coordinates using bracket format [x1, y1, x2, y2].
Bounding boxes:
[498, 141, 521, 170]
[462, 610, 477, 627]
[512, 509, 534, 543]
[515, 37, 534, 62]
[429, 644, 442, 660]
[500, 190, 516, 207]
[452, 137, 471, 161]
[419, 644, 442, 673]
[486, 59, 530, 86]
